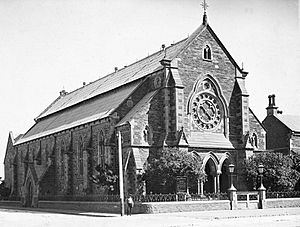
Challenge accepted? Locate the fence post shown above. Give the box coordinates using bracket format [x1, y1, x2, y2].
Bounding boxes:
[228, 188, 237, 210]
[258, 187, 266, 209]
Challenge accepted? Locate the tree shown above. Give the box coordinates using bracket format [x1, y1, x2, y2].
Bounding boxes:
[0, 177, 10, 199]
[243, 152, 300, 191]
[143, 148, 206, 194]
[90, 164, 118, 194]
[291, 153, 300, 190]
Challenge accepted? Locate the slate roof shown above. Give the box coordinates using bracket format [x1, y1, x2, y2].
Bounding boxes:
[36, 39, 187, 120]
[188, 132, 234, 149]
[116, 91, 157, 127]
[16, 38, 187, 145]
[277, 115, 300, 133]
[16, 82, 140, 145]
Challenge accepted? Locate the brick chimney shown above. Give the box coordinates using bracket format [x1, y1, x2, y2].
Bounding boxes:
[266, 94, 278, 116]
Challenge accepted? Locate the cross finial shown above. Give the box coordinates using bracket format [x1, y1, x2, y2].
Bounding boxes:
[201, 0, 209, 25]
[201, 0, 209, 13]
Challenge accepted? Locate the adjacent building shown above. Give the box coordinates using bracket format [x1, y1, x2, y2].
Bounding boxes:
[263, 94, 300, 155]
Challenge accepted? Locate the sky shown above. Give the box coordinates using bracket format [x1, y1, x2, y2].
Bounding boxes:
[0, 0, 299, 178]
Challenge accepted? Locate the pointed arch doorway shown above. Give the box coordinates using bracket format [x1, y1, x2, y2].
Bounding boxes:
[25, 180, 33, 207]
[203, 157, 218, 193]
[219, 159, 230, 193]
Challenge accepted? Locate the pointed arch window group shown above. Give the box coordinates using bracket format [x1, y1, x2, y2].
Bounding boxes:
[203, 45, 212, 60]
[97, 131, 105, 168]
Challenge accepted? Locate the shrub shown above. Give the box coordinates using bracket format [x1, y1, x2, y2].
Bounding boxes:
[243, 152, 300, 191]
[143, 148, 206, 194]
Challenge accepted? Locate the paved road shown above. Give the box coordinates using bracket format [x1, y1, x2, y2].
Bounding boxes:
[0, 207, 300, 227]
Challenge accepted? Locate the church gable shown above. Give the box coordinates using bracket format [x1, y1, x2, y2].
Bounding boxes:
[4, 132, 16, 190]
[4, 132, 15, 165]
[176, 25, 238, 108]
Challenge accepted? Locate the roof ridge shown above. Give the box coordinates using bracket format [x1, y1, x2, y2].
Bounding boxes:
[61, 37, 188, 98]
[36, 39, 187, 120]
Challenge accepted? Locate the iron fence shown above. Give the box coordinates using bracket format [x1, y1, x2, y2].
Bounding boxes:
[0, 196, 20, 201]
[38, 194, 120, 202]
[33, 191, 300, 202]
[237, 191, 259, 201]
[133, 193, 228, 202]
[38, 193, 228, 202]
[197, 192, 229, 201]
[133, 194, 180, 202]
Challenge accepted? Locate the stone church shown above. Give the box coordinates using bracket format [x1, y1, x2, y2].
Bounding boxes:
[4, 11, 266, 207]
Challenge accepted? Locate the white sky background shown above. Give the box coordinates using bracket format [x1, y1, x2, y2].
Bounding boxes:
[0, 0, 299, 178]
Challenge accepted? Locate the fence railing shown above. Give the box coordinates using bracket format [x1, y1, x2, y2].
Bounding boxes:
[0, 196, 20, 201]
[237, 191, 259, 201]
[38, 194, 120, 202]
[38, 193, 228, 203]
[190, 193, 228, 201]
[12, 191, 300, 203]
[266, 191, 300, 199]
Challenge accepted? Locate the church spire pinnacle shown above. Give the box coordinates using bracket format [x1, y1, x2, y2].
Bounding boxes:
[201, 0, 209, 25]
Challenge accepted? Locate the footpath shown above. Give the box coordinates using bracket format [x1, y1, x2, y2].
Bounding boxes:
[0, 205, 299, 220]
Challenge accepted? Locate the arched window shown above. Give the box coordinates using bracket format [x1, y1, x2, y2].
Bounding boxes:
[61, 140, 65, 177]
[97, 131, 105, 168]
[45, 144, 49, 163]
[78, 136, 84, 175]
[31, 148, 35, 162]
[203, 45, 212, 60]
[252, 133, 258, 148]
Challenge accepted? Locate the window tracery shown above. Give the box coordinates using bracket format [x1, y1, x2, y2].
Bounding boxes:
[203, 45, 212, 60]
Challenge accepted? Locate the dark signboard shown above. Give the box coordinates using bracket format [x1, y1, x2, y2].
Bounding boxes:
[176, 176, 187, 193]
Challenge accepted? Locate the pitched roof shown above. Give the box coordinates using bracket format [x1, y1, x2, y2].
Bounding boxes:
[36, 21, 245, 121]
[188, 132, 234, 149]
[116, 91, 157, 127]
[15, 21, 245, 146]
[36, 39, 187, 120]
[16, 81, 140, 145]
[276, 115, 300, 132]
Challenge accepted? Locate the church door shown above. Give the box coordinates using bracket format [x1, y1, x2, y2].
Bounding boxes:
[26, 181, 33, 207]
[204, 159, 217, 193]
[219, 159, 230, 193]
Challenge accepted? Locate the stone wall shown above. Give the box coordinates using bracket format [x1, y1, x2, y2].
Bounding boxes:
[9, 118, 120, 199]
[178, 29, 236, 112]
[249, 109, 266, 150]
[291, 134, 300, 154]
[266, 198, 300, 208]
[1, 198, 300, 213]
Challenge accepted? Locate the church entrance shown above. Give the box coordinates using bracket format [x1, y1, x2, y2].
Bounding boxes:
[204, 159, 217, 193]
[25, 181, 33, 207]
[219, 159, 230, 192]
